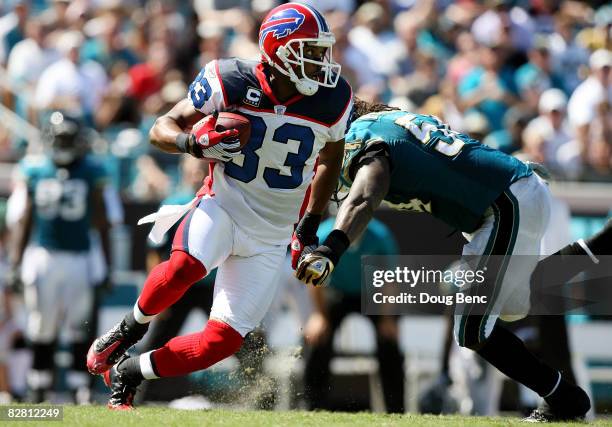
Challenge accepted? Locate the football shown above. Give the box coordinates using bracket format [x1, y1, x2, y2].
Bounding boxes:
[190, 112, 252, 153]
[214, 112, 251, 151]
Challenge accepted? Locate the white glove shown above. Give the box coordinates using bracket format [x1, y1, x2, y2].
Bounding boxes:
[202, 139, 242, 162]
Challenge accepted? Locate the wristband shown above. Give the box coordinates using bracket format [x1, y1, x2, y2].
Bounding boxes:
[176, 133, 202, 158]
[175, 133, 190, 153]
[320, 229, 350, 265]
[296, 212, 322, 237]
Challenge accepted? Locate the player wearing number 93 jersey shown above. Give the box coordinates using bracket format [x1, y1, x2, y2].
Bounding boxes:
[87, 2, 353, 410]
[296, 102, 591, 421]
[9, 111, 111, 403]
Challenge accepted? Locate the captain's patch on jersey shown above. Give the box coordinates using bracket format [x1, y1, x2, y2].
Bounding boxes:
[244, 87, 262, 107]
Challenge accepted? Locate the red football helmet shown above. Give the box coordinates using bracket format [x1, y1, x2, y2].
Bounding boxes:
[259, 2, 341, 96]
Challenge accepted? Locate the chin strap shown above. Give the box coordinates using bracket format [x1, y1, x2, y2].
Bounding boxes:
[294, 78, 318, 96]
[275, 46, 320, 96]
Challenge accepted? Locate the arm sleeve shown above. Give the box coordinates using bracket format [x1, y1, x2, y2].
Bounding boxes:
[187, 60, 227, 115]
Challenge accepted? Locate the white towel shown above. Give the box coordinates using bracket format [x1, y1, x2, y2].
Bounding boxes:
[137, 196, 198, 244]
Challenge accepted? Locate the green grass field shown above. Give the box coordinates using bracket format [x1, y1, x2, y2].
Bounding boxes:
[5, 407, 612, 427]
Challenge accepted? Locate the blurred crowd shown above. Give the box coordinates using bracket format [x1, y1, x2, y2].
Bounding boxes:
[0, 0, 610, 410]
[0, 0, 611, 197]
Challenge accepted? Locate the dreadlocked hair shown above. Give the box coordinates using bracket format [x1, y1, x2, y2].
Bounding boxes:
[331, 98, 399, 206]
[350, 97, 400, 122]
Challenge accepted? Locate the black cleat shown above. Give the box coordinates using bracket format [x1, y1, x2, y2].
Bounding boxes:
[523, 402, 585, 423]
[103, 355, 142, 410]
[87, 318, 148, 374]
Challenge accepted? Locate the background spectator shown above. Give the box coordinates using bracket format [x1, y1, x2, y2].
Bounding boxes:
[567, 48, 612, 160]
[522, 88, 581, 179]
[0, 0, 610, 412]
[0, 1, 609, 187]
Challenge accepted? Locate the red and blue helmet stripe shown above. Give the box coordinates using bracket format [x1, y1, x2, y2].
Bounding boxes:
[301, 3, 329, 33]
[258, 6, 306, 49]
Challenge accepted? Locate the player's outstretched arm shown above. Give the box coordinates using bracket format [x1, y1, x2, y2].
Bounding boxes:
[149, 99, 205, 153]
[334, 156, 391, 242]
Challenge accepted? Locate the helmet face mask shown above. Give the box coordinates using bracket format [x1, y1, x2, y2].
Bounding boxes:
[45, 111, 87, 166]
[277, 38, 341, 93]
[52, 135, 79, 166]
[259, 3, 341, 96]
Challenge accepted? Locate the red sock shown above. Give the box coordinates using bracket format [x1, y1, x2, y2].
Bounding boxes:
[151, 320, 243, 377]
[137, 251, 207, 316]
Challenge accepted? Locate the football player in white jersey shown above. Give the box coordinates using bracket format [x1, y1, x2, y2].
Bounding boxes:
[86, 3, 353, 409]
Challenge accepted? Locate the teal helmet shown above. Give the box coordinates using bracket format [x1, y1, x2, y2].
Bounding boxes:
[44, 111, 88, 166]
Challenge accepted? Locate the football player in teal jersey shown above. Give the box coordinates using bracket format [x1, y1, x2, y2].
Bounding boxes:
[296, 100, 593, 422]
[8, 112, 111, 403]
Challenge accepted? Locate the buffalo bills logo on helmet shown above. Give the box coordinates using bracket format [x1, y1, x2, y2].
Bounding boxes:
[259, 8, 305, 47]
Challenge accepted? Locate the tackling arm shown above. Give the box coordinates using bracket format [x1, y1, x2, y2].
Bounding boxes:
[334, 156, 391, 242]
[295, 156, 391, 286]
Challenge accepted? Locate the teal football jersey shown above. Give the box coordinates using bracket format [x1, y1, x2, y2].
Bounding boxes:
[343, 111, 532, 232]
[21, 155, 108, 251]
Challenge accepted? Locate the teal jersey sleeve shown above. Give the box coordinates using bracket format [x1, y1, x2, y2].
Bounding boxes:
[344, 111, 532, 232]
